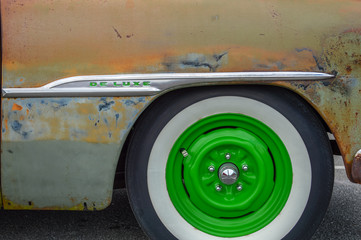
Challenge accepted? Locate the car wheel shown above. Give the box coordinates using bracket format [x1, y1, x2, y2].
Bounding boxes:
[126, 86, 334, 240]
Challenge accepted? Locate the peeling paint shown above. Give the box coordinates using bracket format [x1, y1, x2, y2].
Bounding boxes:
[11, 103, 23, 111]
[2, 96, 153, 143]
[1, 95, 154, 209]
[3, 0, 361, 87]
[163, 52, 228, 72]
[98, 98, 115, 112]
[295, 48, 325, 71]
[10, 120, 31, 139]
[1, 0, 361, 210]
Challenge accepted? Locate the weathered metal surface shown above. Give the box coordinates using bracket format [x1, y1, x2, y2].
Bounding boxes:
[352, 150, 361, 183]
[1, 96, 154, 210]
[3, 0, 359, 88]
[1, 0, 361, 209]
[273, 28, 361, 183]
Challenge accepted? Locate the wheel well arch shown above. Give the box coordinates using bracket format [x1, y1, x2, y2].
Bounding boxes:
[113, 84, 339, 189]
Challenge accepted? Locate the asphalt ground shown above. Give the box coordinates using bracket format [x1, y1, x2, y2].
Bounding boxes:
[0, 156, 360, 240]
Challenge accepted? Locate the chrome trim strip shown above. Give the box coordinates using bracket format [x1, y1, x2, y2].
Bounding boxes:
[2, 72, 334, 98]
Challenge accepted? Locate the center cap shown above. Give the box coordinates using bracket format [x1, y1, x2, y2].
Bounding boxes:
[218, 163, 239, 185]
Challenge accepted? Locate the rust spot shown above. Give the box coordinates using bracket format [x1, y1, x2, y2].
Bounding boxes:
[2, 196, 90, 210]
[11, 103, 23, 111]
[4, 119, 8, 132]
[352, 150, 361, 183]
[346, 65, 352, 74]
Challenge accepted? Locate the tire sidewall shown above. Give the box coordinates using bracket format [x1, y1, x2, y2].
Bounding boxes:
[126, 87, 333, 240]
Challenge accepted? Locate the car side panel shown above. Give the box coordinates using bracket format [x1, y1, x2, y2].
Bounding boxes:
[1, 96, 154, 210]
[1, 0, 361, 209]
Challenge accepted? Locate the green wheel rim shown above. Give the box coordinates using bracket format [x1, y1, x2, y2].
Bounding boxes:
[166, 113, 292, 237]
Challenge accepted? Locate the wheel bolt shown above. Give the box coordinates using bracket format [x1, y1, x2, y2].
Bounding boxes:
[225, 153, 231, 160]
[242, 164, 248, 171]
[237, 185, 243, 191]
[180, 148, 189, 157]
[208, 166, 215, 172]
[216, 185, 222, 191]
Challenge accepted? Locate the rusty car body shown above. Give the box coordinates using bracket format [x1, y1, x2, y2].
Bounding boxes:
[1, 0, 361, 239]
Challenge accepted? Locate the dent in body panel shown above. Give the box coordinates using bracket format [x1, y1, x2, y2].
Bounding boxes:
[1, 96, 154, 209]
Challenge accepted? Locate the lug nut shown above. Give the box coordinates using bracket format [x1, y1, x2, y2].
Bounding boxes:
[237, 185, 243, 191]
[180, 148, 189, 157]
[242, 164, 248, 171]
[208, 166, 215, 172]
[225, 153, 231, 160]
[216, 185, 222, 191]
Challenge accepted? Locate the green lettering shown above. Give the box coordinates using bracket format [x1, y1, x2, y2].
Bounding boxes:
[143, 81, 151, 86]
[113, 82, 122, 87]
[100, 82, 107, 87]
[123, 82, 130, 86]
[90, 82, 97, 86]
[134, 82, 140, 86]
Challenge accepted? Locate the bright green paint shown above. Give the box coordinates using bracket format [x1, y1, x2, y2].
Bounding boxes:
[166, 114, 292, 237]
[183, 128, 275, 218]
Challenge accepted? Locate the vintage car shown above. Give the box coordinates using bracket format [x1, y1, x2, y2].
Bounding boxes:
[1, 0, 361, 239]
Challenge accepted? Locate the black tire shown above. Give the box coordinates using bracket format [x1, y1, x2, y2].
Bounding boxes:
[126, 86, 334, 240]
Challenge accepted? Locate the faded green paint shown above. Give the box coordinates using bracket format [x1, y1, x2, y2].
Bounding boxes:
[1, 96, 154, 209]
[1, 0, 361, 210]
[2, 141, 117, 210]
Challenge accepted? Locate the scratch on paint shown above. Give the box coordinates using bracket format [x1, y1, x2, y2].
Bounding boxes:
[115, 113, 120, 127]
[103, 118, 109, 126]
[112, 26, 122, 39]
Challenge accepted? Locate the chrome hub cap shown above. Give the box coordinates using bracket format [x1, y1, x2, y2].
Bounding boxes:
[218, 163, 239, 185]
